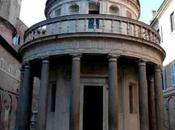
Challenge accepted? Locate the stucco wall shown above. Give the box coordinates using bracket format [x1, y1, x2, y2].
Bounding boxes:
[158, 0, 175, 65]
[0, 43, 20, 130]
[0, 0, 22, 26]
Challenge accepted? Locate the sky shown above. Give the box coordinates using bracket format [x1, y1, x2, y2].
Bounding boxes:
[20, 0, 164, 27]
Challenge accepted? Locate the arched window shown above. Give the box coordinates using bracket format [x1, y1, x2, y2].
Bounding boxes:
[109, 5, 119, 15]
[69, 4, 79, 14]
[89, 2, 100, 14]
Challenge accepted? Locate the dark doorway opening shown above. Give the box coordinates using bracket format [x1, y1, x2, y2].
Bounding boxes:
[83, 86, 103, 130]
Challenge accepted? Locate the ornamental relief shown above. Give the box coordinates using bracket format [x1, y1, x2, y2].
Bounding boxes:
[0, 57, 20, 80]
[0, 89, 18, 130]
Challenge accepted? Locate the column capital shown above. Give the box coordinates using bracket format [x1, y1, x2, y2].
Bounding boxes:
[71, 53, 81, 61]
[149, 76, 154, 82]
[40, 56, 50, 63]
[23, 62, 31, 69]
[108, 54, 120, 62]
[154, 65, 162, 72]
[138, 60, 146, 66]
[42, 58, 49, 64]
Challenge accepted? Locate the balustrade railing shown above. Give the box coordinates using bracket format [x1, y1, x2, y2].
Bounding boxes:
[24, 14, 160, 44]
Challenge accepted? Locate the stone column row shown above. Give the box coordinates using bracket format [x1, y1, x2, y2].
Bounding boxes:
[15, 55, 165, 130]
[15, 63, 33, 130]
[138, 61, 165, 130]
[69, 56, 165, 130]
[15, 58, 50, 130]
[69, 54, 120, 130]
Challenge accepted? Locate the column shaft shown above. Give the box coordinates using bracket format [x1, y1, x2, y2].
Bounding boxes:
[154, 66, 165, 130]
[15, 66, 24, 129]
[16, 63, 33, 130]
[38, 59, 50, 130]
[149, 77, 157, 130]
[138, 61, 149, 130]
[70, 55, 81, 130]
[108, 56, 118, 130]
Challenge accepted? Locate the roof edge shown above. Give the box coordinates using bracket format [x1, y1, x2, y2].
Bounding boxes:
[0, 16, 16, 35]
[0, 35, 21, 62]
[150, 0, 172, 25]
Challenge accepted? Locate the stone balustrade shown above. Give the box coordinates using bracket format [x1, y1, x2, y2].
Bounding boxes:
[24, 14, 160, 45]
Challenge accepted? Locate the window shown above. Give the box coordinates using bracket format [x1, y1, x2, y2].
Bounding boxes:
[171, 63, 175, 86]
[50, 83, 56, 112]
[170, 12, 175, 32]
[12, 35, 20, 45]
[88, 19, 99, 29]
[88, 2, 100, 29]
[129, 84, 137, 113]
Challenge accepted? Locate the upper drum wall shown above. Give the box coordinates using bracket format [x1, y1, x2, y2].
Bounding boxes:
[45, 0, 140, 20]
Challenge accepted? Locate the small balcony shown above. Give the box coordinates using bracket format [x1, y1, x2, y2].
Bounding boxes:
[24, 14, 160, 46]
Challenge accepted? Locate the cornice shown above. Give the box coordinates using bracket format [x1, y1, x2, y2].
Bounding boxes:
[0, 16, 16, 36]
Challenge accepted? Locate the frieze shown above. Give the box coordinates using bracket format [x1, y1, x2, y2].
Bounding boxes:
[22, 38, 163, 65]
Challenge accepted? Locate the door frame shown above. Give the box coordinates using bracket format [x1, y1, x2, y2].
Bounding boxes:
[80, 76, 108, 130]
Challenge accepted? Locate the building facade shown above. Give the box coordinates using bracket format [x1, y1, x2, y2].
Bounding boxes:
[151, 0, 175, 65]
[151, 0, 175, 130]
[162, 61, 175, 130]
[0, 0, 27, 130]
[0, 17, 21, 130]
[16, 0, 166, 130]
[0, 0, 22, 26]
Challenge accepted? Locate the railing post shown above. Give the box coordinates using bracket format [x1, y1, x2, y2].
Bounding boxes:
[67, 24, 70, 33]
[75, 19, 78, 32]
[59, 22, 62, 34]
[84, 19, 87, 32]
[102, 19, 105, 32]
[111, 20, 114, 32]
[94, 18, 96, 31]
[119, 21, 122, 34]
[134, 25, 136, 37]
[127, 22, 130, 35]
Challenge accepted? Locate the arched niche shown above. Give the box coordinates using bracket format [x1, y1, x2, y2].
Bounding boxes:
[69, 4, 79, 14]
[109, 5, 119, 15]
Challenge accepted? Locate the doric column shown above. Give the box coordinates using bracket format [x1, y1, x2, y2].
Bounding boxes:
[108, 55, 119, 130]
[138, 60, 149, 130]
[37, 58, 50, 130]
[149, 77, 157, 130]
[70, 54, 81, 130]
[154, 66, 165, 130]
[16, 62, 33, 130]
[15, 65, 24, 130]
